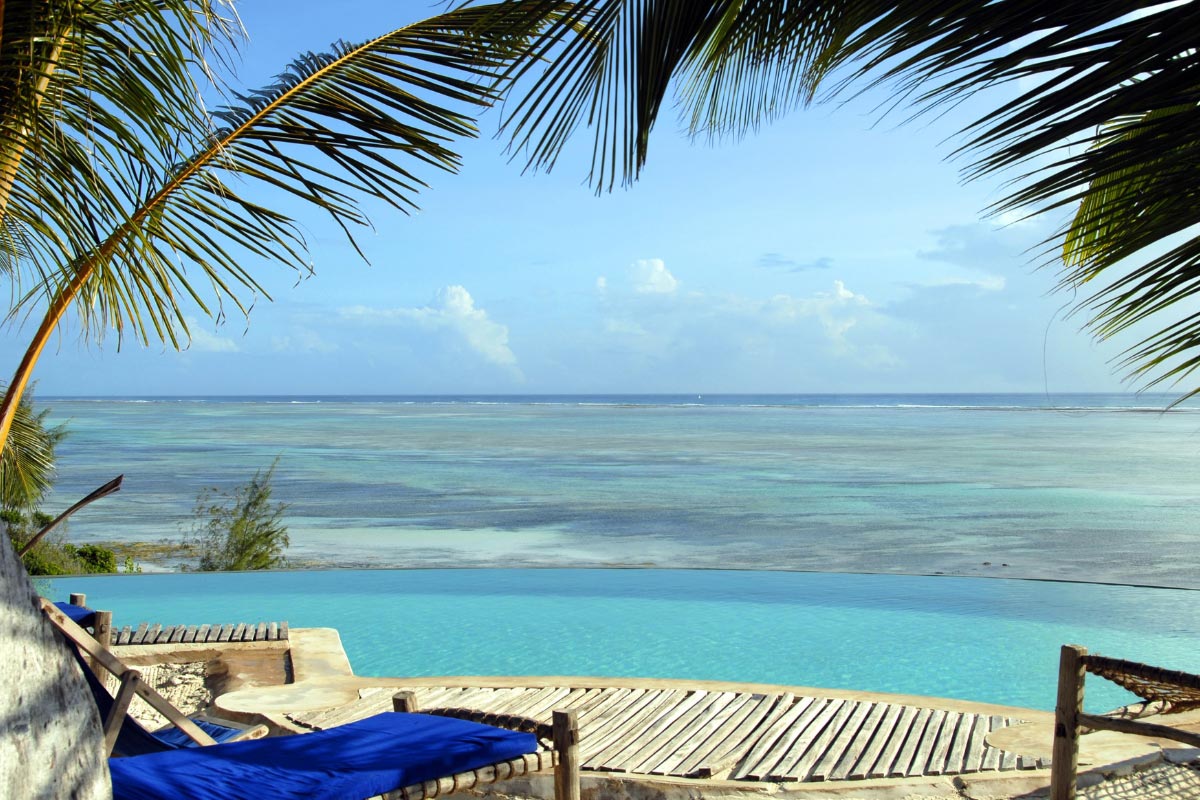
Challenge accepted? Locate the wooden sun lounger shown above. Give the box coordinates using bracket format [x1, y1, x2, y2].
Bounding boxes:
[44, 598, 583, 800]
[41, 598, 268, 754]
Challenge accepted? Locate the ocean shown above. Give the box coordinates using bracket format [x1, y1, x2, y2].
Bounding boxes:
[39, 393, 1200, 587]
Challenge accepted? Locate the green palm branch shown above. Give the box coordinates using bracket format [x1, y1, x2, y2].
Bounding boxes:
[492, 0, 1200, 395]
[0, 2, 561, 451]
[0, 386, 65, 512]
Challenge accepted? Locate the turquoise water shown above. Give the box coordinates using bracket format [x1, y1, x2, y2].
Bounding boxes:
[45, 568, 1200, 713]
[40, 393, 1200, 587]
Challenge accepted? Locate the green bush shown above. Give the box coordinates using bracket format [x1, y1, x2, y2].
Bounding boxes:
[185, 460, 289, 572]
[4, 509, 120, 575]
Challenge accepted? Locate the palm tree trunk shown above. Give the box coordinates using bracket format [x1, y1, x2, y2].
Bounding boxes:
[0, 531, 110, 798]
[0, 262, 85, 454]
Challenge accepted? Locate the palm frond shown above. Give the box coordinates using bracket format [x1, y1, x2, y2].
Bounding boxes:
[18, 3, 559, 348]
[0, 386, 63, 511]
[491, 0, 1200, 391]
[0, 0, 240, 302]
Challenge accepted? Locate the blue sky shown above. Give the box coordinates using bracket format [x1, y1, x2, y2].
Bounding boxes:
[6, 1, 1144, 396]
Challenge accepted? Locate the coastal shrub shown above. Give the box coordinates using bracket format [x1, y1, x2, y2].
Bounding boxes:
[185, 460, 289, 571]
[3, 510, 120, 576]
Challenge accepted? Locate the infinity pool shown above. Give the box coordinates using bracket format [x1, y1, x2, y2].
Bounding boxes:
[45, 569, 1200, 712]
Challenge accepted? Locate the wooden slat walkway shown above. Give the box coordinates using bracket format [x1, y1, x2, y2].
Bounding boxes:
[111, 620, 288, 646]
[287, 685, 1047, 783]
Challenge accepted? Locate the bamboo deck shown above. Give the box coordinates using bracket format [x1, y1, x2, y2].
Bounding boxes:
[111, 620, 288, 646]
[287, 685, 1047, 783]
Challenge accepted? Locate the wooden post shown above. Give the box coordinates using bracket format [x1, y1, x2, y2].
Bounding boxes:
[93, 610, 113, 650]
[1051, 644, 1087, 800]
[103, 669, 140, 756]
[69, 593, 86, 607]
[392, 691, 418, 713]
[552, 709, 580, 800]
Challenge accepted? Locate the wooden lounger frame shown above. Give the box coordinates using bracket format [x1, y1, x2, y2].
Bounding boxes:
[43, 599, 583, 800]
[388, 692, 581, 800]
[41, 598, 268, 755]
[1051, 644, 1200, 800]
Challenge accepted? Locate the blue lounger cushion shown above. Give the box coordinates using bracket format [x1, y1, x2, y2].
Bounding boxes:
[65, 635, 246, 756]
[151, 718, 254, 748]
[108, 712, 539, 800]
[53, 600, 96, 628]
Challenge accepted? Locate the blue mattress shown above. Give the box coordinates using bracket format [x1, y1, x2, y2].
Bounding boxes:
[108, 712, 538, 800]
[53, 600, 96, 628]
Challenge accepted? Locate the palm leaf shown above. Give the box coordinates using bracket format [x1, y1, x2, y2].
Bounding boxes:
[5, 4, 559, 349]
[0, 0, 239, 298]
[0, 386, 64, 511]
[492, 0, 1200, 391]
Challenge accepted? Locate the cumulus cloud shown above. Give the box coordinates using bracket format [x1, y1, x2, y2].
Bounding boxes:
[757, 253, 832, 272]
[631, 258, 679, 294]
[340, 285, 519, 370]
[184, 319, 239, 353]
[271, 329, 337, 354]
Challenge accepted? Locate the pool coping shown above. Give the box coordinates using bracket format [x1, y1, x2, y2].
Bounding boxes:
[191, 628, 1200, 798]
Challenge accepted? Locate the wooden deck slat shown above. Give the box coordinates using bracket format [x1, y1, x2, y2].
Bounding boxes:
[612, 690, 712, 773]
[502, 686, 558, 717]
[520, 687, 576, 720]
[573, 688, 633, 726]
[963, 714, 989, 773]
[773, 698, 848, 780]
[786, 699, 855, 782]
[446, 687, 501, 710]
[866, 704, 914, 779]
[563, 688, 613, 717]
[469, 687, 530, 714]
[586, 690, 685, 769]
[841, 701, 893, 781]
[692, 694, 787, 779]
[903, 708, 943, 777]
[430, 687, 483, 710]
[945, 713, 976, 774]
[587, 690, 685, 769]
[666, 692, 755, 777]
[110, 618, 287, 647]
[731, 694, 813, 780]
[578, 690, 657, 760]
[808, 700, 873, 782]
[276, 681, 1043, 786]
[563, 690, 644, 764]
[418, 686, 473, 710]
[981, 716, 1005, 772]
[645, 692, 738, 776]
[924, 712, 961, 776]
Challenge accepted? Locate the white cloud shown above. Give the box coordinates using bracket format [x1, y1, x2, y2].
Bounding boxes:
[596, 276, 607, 292]
[272, 329, 337, 354]
[631, 258, 678, 294]
[184, 319, 239, 353]
[603, 318, 647, 337]
[340, 285, 519, 370]
[762, 281, 883, 356]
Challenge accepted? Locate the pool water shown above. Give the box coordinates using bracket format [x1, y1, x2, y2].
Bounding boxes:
[45, 569, 1200, 712]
